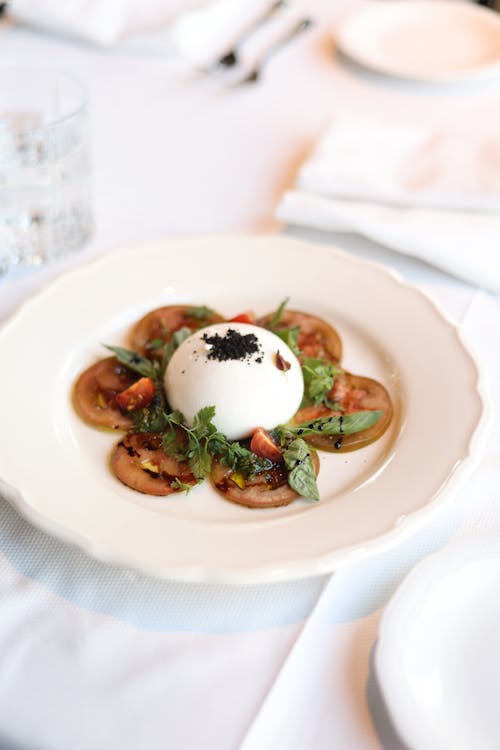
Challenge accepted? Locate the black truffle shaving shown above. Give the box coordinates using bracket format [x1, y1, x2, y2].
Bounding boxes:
[202, 328, 262, 362]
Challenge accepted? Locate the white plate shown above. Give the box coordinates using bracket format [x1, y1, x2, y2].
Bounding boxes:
[336, 1, 500, 83]
[376, 537, 500, 750]
[0, 235, 490, 582]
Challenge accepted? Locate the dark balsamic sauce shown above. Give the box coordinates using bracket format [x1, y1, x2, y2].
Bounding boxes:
[334, 415, 344, 450]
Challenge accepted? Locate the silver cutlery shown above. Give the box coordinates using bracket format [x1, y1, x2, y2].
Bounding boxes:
[241, 18, 312, 84]
[216, 0, 286, 69]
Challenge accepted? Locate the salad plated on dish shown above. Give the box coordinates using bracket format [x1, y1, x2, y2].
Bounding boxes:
[73, 300, 393, 508]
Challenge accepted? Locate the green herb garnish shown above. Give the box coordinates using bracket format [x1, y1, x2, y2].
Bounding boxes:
[283, 438, 319, 502]
[105, 344, 168, 408]
[160, 326, 192, 376]
[146, 338, 165, 351]
[285, 411, 382, 438]
[105, 345, 157, 379]
[186, 305, 216, 320]
[301, 357, 341, 408]
[268, 297, 289, 329]
[274, 326, 301, 356]
[133, 401, 171, 433]
[170, 477, 194, 494]
[210, 437, 272, 476]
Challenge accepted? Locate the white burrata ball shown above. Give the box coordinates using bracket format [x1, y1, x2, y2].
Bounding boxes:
[164, 323, 304, 441]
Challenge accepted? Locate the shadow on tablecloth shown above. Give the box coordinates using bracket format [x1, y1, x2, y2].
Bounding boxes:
[0, 492, 328, 634]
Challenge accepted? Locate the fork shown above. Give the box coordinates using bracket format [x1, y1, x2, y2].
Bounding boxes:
[241, 18, 312, 83]
[216, 0, 286, 69]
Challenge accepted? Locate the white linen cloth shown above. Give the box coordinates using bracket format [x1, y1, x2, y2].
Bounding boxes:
[2, 5, 500, 748]
[277, 115, 500, 292]
[9, 0, 206, 45]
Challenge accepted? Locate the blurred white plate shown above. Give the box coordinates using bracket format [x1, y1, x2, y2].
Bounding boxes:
[336, 1, 500, 82]
[377, 537, 500, 750]
[0, 236, 490, 582]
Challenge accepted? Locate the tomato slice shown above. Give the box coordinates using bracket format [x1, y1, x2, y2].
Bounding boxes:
[258, 309, 342, 363]
[129, 305, 224, 357]
[294, 372, 393, 452]
[73, 357, 138, 430]
[210, 452, 319, 509]
[110, 432, 196, 496]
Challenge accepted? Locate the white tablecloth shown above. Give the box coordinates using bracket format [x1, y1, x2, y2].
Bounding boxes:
[1, 3, 499, 748]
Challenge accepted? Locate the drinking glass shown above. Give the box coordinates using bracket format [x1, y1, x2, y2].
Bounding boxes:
[0, 67, 93, 274]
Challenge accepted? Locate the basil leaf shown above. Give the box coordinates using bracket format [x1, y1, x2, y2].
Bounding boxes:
[161, 326, 192, 375]
[268, 298, 289, 329]
[274, 326, 301, 356]
[146, 338, 165, 351]
[293, 410, 382, 437]
[186, 305, 216, 320]
[104, 345, 157, 379]
[283, 438, 319, 502]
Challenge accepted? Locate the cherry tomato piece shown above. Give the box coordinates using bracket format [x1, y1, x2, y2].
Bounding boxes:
[115, 377, 155, 412]
[228, 312, 256, 324]
[250, 427, 283, 462]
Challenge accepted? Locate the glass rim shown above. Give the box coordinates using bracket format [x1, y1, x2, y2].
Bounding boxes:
[0, 66, 88, 134]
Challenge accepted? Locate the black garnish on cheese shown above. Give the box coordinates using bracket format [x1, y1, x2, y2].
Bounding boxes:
[202, 328, 262, 363]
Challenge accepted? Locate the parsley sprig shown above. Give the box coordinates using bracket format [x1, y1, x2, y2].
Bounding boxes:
[178, 407, 272, 480]
[301, 357, 341, 408]
[134, 403, 271, 482]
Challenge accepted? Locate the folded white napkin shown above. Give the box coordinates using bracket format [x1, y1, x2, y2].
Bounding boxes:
[10, 0, 207, 45]
[277, 115, 500, 293]
[10, 0, 305, 72]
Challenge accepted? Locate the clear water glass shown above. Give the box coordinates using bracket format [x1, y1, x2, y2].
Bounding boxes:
[0, 68, 93, 274]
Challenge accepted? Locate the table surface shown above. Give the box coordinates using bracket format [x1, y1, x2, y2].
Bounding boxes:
[1, 3, 499, 749]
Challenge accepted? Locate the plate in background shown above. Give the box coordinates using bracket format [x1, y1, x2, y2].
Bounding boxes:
[336, 1, 500, 83]
[377, 537, 500, 750]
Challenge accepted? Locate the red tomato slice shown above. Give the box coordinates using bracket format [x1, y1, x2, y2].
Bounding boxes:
[258, 309, 342, 363]
[129, 305, 224, 357]
[110, 432, 196, 496]
[73, 357, 137, 430]
[115, 377, 155, 412]
[294, 372, 393, 452]
[210, 452, 319, 509]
